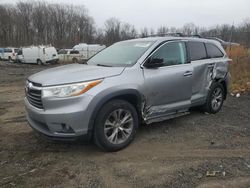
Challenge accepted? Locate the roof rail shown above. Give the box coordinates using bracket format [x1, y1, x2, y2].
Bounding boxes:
[144, 33, 202, 38]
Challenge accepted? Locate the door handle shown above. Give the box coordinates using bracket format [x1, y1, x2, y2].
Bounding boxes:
[183, 71, 193, 76]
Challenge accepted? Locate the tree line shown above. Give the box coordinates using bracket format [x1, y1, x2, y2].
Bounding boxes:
[0, 1, 250, 48]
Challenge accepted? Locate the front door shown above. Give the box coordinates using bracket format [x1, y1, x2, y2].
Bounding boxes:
[143, 41, 193, 119]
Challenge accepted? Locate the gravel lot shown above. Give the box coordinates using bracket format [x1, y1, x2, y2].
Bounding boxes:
[0, 61, 250, 188]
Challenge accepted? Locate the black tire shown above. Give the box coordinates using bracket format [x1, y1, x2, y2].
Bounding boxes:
[37, 59, 43, 65]
[8, 56, 12, 62]
[94, 99, 138, 152]
[202, 82, 225, 114]
[72, 58, 78, 63]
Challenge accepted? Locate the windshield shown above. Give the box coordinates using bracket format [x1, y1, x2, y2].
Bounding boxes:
[87, 41, 154, 67]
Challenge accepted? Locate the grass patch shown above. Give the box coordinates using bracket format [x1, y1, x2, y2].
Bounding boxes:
[226, 46, 250, 93]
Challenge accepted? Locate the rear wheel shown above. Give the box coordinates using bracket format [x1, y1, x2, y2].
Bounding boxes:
[94, 99, 138, 152]
[202, 82, 225, 114]
[37, 59, 43, 65]
[72, 58, 78, 63]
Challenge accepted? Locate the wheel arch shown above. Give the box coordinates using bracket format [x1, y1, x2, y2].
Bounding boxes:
[87, 89, 143, 135]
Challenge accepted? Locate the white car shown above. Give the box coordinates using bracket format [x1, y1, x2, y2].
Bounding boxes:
[58, 49, 82, 63]
[3, 48, 19, 61]
[17, 46, 59, 65]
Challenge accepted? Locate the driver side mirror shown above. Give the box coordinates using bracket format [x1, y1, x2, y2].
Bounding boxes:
[144, 58, 164, 68]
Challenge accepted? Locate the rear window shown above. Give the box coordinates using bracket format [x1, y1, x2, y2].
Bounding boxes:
[187, 42, 207, 61]
[70, 50, 79, 54]
[4, 49, 12, 53]
[205, 43, 224, 58]
[14, 49, 19, 53]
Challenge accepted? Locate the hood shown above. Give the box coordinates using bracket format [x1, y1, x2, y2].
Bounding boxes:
[28, 64, 125, 86]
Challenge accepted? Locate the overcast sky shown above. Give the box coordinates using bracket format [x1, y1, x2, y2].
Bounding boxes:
[1, 0, 250, 29]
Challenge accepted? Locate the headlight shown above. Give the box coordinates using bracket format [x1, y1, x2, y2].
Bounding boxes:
[42, 80, 102, 98]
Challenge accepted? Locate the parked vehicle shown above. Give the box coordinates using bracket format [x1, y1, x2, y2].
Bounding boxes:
[25, 37, 230, 151]
[17, 46, 59, 65]
[0, 48, 4, 60]
[3, 48, 19, 61]
[205, 37, 240, 48]
[58, 49, 82, 63]
[73, 43, 106, 60]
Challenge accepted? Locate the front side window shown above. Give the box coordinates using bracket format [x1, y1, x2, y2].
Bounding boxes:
[205, 43, 224, 58]
[87, 41, 155, 67]
[188, 41, 207, 61]
[58, 49, 67, 54]
[151, 41, 187, 66]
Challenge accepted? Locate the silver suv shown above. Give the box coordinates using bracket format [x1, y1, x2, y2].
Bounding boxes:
[25, 37, 230, 151]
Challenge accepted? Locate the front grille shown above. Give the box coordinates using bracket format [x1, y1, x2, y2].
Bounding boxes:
[26, 81, 43, 109]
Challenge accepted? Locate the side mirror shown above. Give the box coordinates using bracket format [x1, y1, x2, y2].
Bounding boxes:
[144, 58, 164, 68]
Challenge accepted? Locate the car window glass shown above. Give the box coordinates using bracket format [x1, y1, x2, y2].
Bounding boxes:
[188, 41, 207, 61]
[205, 43, 224, 58]
[151, 42, 187, 66]
[4, 49, 12, 53]
[58, 49, 67, 54]
[70, 50, 79, 54]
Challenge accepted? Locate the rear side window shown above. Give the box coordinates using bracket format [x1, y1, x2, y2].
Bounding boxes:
[205, 43, 224, 58]
[70, 50, 79, 54]
[187, 42, 207, 61]
[151, 41, 187, 66]
[14, 49, 19, 53]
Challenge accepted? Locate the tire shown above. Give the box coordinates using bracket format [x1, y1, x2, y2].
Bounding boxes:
[72, 58, 78, 63]
[8, 56, 12, 62]
[202, 82, 225, 114]
[37, 59, 43, 65]
[94, 99, 138, 152]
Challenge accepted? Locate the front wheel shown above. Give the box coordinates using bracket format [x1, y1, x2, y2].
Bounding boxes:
[202, 82, 225, 114]
[94, 99, 138, 152]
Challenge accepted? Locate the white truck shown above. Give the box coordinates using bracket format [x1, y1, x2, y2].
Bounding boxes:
[73, 43, 106, 60]
[17, 46, 59, 65]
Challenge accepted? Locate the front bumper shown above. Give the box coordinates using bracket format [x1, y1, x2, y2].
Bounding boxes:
[25, 94, 94, 140]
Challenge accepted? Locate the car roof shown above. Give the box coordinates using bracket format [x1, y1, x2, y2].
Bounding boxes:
[125, 36, 221, 45]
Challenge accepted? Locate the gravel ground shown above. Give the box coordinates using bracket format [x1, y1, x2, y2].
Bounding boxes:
[0, 61, 249, 188]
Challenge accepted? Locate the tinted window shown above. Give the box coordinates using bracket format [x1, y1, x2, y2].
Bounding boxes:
[70, 50, 79, 54]
[17, 49, 22, 55]
[188, 42, 207, 61]
[205, 43, 224, 58]
[151, 41, 187, 66]
[4, 49, 12, 53]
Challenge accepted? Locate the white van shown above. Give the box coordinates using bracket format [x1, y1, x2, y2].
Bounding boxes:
[3, 48, 19, 61]
[17, 46, 59, 65]
[73, 43, 106, 60]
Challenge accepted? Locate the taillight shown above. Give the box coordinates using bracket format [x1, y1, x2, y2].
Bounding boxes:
[12, 52, 15, 56]
[228, 59, 233, 64]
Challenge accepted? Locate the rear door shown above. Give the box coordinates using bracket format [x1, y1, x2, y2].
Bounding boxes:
[187, 41, 212, 105]
[143, 40, 193, 119]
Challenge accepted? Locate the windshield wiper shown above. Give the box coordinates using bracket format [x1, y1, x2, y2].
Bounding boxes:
[96, 64, 112, 67]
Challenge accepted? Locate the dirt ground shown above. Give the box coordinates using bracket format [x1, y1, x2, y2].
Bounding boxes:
[0, 61, 249, 188]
